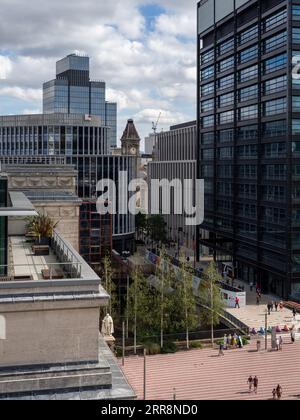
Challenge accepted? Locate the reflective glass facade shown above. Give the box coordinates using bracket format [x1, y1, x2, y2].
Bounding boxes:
[198, 0, 300, 299]
[43, 55, 117, 148]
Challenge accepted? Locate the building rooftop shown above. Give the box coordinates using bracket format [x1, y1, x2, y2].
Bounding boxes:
[0, 113, 105, 127]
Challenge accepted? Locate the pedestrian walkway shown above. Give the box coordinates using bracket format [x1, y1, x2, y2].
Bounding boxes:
[120, 337, 300, 400]
[226, 281, 299, 331]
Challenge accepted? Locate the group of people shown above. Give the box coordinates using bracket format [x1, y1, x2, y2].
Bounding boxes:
[219, 333, 243, 356]
[272, 385, 283, 400]
[247, 376, 259, 394]
[267, 301, 284, 315]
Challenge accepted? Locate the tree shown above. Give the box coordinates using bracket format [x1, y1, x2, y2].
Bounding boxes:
[173, 256, 199, 349]
[199, 262, 225, 347]
[147, 215, 167, 245]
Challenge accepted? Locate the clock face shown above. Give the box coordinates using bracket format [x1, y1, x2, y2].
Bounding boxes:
[130, 147, 136, 155]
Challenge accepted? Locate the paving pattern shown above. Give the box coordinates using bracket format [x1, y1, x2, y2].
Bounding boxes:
[120, 337, 300, 400]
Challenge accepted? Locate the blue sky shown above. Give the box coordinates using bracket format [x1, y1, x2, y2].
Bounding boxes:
[0, 0, 197, 148]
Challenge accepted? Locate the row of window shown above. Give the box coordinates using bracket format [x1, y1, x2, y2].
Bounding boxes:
[201, 53, 287, 95]
[202, 97, 287, 127]
[201, 9, 287, 64]
[201, 121, 287, 145]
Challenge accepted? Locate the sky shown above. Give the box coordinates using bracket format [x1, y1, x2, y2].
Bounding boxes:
[0, 0, 197, 149]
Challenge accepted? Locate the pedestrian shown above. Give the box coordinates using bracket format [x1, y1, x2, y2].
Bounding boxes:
[218, 342, 224, 357]
[235, 296, 240, 309]
[276, 385, 283, 400]
[227, 334, 232, 348]
[250, 281, 254, 292]
[293, 308, 297, 321]
[279, 336, 283, 351]
[275, 301, 279, 312]
[279, 301, 283, 311]
[272, 388, 277, 400]
[271, 301, 275, 312]
[238, 335, 243, 349]
[267, 302, 271, 316]
[291, 330, 296, 344]
[253, 376, 259, 394]
[247, 376, 253, 392]
[257, 295, 260, 306]
[276, 337, 280, 351]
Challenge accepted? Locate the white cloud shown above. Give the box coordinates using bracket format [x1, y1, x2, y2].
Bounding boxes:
[0, 0, 198, 141]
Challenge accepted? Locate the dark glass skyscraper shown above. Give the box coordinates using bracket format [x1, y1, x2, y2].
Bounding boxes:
[198, 0, 300, 299]
[43, 54, 117, 149]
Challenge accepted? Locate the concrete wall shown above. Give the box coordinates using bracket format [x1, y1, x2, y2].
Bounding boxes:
[0, 303, 101, 367]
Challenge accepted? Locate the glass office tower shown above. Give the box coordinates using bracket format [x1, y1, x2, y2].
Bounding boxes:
[198, 0, 300, 299]
[43, 54, 117, 148]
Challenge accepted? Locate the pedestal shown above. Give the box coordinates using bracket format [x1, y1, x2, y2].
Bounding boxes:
[103, 335, 116, 353]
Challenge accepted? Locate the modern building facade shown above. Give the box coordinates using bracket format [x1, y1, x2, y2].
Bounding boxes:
[197, 0, 300, 299]
[148, 121, 198, 250]
[0, 114, 136, 269]
[43, 54, 117, 149]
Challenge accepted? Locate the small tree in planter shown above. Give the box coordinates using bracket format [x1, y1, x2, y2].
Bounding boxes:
[26, 213, 58, 245]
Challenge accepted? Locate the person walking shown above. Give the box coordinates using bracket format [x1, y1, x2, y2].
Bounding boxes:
[291, 330, 296, 344]
[276, 337, 280, 351]
[257, 295, 260, 306]
[271, 301, 275, 312]
[272, 388, 277, 400]
[247, 376, 254, 392]
[293, 308, 297, 322]
[250, 281, 254, 292]
[223, 334, 228, 350]
[276, 385, 283, 400]
[235, 296, 240, 309]
[218, 342, 225, 357]
[253, 376, 259, 394]
[275, 301, 279, 312]
[279, 336, 283, 351]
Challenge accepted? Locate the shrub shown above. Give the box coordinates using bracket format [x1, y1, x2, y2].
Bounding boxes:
[144, 341, 161, 355]
[190, 341, 203, 350]
[161, 341, 177, 354]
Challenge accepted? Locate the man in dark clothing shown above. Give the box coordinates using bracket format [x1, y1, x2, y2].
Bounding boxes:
[253, 376, 259, 394]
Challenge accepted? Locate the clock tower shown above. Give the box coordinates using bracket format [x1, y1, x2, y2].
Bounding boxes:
[121, 119, 141, 158]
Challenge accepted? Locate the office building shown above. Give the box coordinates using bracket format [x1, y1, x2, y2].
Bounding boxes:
[43, 54, 117, 148]
[197, 0, 300, 298]
[0, 114, 136, 269]
[148, 121, 198, 250]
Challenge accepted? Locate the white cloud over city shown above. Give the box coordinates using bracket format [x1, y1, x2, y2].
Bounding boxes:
[0, 0, 197, 147]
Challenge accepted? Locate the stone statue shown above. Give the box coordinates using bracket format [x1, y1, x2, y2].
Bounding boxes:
[101, 313, 114, 337]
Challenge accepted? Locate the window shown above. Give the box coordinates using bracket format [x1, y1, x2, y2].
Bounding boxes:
[293, 28, 300, 43]
[263, 143, 286, 158]
[262, 185, 285, 202]
[202, 149, 214, 160]
[219, 111, 234, 124]
[218, 74, 234, 90]
[238, 125, 258, 141]
[219, 56, 234, 72]
[263, 120, 286, 137]
[264, 97, 286, 116]
[238, 203, 257, 219]
[201, 132, 214, 145]
[239, 85, 258, 102]
[264, 53, 287, 74]
[292, 51, 300, 88]
[201, 49, 214, 65]
[201, 82, 214, 96]
[239, 25, 258, 45]
[262, 9, 287, 32]
[263, 75, 287, 95]
[263, 164, 287, 180]
[239, 184, 257, 199]
[218, 38, 234, 56]
[202, 165, 214, 177]
[293, 96, 300, 112]
[293, 119, 300, 135]
[218, 166, 233, 178]
[239, 105, 258, 121]
[237, 144, 257, 158]
[239, 45, 258, 63]
[202, 115, 215, 128]
[293, 142, 300, 156]
[293, 5, 300, 21]
[201, 99, 214, 112]
[218, 147, 234, 159]
[263, 31, 286, 54]
[261, 207, 286, 225]
[201, 65, 214, 80]
[218, 129, 234, 143]
[218, 92, 234, 108]
[239, 65, 258, 83]
[238, 165, 257, 178]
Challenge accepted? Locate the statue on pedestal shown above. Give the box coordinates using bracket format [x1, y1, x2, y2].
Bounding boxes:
[101, 313, 114, 337]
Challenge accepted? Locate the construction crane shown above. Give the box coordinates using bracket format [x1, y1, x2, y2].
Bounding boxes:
[152, 112, 162, 135]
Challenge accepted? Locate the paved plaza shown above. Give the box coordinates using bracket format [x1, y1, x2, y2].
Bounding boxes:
[120, 337, 300, 400]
